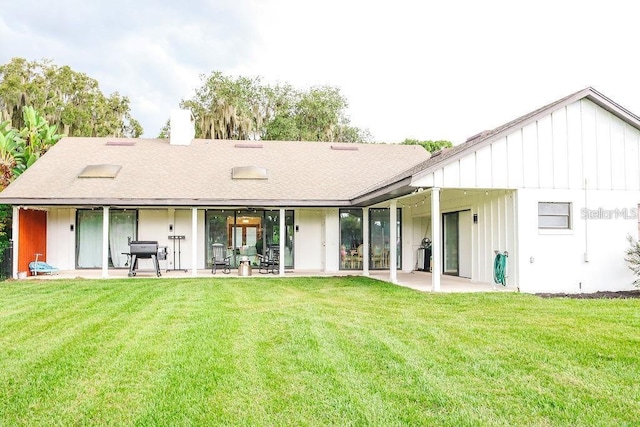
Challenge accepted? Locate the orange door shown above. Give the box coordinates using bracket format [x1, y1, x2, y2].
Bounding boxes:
[18, 209, 47, 274]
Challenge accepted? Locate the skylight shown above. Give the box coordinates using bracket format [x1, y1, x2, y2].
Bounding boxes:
[78, 164, 122, 178]
[232, 166, 268, 180]
[106, 141, 135, 146]
[330, 145, 358, 151]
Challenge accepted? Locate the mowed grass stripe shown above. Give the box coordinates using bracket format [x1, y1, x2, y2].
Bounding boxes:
[1, 277, 639, 426]
[1, 281, 191, 424]
[60, 281, 219, 424]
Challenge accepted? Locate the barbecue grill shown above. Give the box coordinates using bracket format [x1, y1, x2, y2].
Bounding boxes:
[127, 240, 161, 277]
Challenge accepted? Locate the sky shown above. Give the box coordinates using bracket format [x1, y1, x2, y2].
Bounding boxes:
[1, 0, 639, 144]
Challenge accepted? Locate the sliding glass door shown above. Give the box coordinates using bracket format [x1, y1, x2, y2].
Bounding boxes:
[263, 210, 294, 268]
[76, 209, 137, 268]
[205, 210, 294, 269]
[109, 210, 137, 267]
[368, 208, 402, 270]
[76, 210, 103, 268]
[339, 209, 363, 270]
[443, 211, 459, 275]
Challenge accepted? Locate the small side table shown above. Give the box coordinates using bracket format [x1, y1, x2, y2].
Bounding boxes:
[238, 256, 252, 276]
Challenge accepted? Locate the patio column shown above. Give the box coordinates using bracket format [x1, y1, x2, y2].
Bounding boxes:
[191, 207, 198, 277]
[389, 200, 398, 284]
[12, 206, 19, 279]
[279, 208, 285, 276]
[102, 206, 109, 278]
[431, 188, 441, 292]
[362, 207, 369, 276]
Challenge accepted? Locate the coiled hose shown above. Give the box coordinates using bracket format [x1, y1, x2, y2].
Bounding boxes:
[493, 252, 508, 286]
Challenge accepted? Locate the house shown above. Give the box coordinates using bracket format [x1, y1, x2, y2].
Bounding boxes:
[2, 87, 640, 293]
[407, 87, 640, 293]
[0, 113, 430, 281]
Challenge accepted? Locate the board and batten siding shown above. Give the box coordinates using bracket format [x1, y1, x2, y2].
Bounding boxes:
[411, 98, 640, 292]
[413, 99, 640, 191]
[409, 190, 517, 287]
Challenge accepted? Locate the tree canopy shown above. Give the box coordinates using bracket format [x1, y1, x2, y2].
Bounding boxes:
[0, 106, 64, 257]
[0, 106, 63, 189]
[173, 71, 371, 143]
[0, 58, 142, 138]
[400, 138, 453, 153]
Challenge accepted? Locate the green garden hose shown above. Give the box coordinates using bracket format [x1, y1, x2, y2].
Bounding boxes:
[493, 252, 508, 286]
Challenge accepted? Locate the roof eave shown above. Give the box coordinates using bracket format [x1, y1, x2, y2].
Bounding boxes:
[0, 198, 354, 208]
[350, 177, 414, 207]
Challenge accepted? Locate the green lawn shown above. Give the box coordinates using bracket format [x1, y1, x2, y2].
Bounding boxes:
[1, 277, 639, 426]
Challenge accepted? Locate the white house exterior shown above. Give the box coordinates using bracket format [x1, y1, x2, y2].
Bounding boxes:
[408, 87, 640, 293]
[0, 126, 430, 281]
[2, 87, 640, 293]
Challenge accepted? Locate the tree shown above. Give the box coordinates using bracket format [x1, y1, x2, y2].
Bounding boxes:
[0, 58, 142, 138]
[0, 107, 64, 267]
[181, 71, 263, 140]
[262, 84, 371, 142]
[293, 86, 352, 142]
[262, 83, 299, 141]
[400, 138, 453, 153]
[15, 106, 63, 176]
[174, 71, 370, 143]
[625, 235, 640, 287]
[0, 121, 20, 189]
[0, 122, 21, 263]
[0, 58, 141, 273]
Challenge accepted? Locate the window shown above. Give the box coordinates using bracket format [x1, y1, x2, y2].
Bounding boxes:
[369, 208, 402, 270]
[205, 210, 294, 269]
[538, 202, 571, 229]
[339, 209, 363, 270]
[76, 209, 137, 268]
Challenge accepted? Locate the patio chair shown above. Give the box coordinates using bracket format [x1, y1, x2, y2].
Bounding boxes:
[211, 243, 231, 274]
[258, 246, 279, 274]
[29, 261, 59, 276]
[372, 246, 383, 268]
[354, 244, 363, 269]
[340, 245, 347, 268]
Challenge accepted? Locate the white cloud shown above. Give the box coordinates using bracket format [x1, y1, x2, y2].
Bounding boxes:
[1, 0, 639, 142]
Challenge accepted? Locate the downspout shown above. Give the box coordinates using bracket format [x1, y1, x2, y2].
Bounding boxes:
[584, 178, 589, 264]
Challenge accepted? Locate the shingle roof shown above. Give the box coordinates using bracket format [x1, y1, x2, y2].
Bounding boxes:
[0, 138, 429, 207]
[409, 87, 640, 184]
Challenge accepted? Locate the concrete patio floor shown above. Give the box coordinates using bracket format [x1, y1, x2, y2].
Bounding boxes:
[17, 267, 515, 293]
[368, 271, 515, 293]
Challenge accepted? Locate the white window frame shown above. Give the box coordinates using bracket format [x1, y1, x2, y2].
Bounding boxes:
[538, 202, 571, 230]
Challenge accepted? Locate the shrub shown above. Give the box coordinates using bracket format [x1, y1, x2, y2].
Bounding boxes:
[624, 235, 640, 287]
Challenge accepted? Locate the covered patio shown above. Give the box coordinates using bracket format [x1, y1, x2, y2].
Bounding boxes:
[19, 268, 513, 293]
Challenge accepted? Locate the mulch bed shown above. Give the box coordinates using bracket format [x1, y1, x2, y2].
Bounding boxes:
[536, 290, 640, 299]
